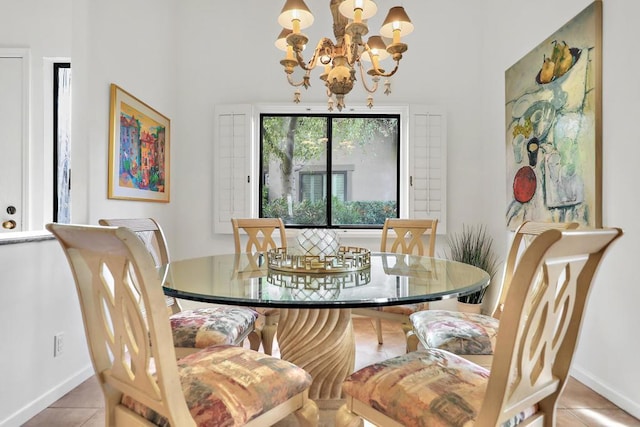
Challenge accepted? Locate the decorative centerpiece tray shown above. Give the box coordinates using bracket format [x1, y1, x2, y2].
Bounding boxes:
[266, 246, 371, 273]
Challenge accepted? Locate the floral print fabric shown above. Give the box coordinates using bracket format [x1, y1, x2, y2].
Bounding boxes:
[122, 345, 313, 426]
[170, 306, 258, 348]
[410, 310, 499, 355]
[342, 349, 535, 427]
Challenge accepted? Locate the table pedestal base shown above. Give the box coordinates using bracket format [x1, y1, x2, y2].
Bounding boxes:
[277, 308, 355, 400]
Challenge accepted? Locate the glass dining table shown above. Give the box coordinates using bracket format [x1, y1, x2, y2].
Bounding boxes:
[161, 250, 490, 401]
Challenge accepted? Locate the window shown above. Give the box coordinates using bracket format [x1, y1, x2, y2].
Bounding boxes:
[260, 114, 399, 228]
[212, 104, 447, 235]
[300, 171, 347, 203]
[53, 63, 71, 223]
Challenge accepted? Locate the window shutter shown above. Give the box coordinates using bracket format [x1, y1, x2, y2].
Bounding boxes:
[409, 106, 447, 234]
[213, 105, 253, 234]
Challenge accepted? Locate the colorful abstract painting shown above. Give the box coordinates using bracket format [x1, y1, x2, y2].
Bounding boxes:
[108, 84, 170, 202]
[505, 1, 601, 230]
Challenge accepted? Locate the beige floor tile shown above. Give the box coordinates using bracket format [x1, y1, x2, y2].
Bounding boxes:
[22, 408, 100, 427]
[50, 376, 103, 409]
[79, 409, 106, 427]
[570, 408, 640, 427]
[560, 377, 619, 409]
[556, 409, 589, 426]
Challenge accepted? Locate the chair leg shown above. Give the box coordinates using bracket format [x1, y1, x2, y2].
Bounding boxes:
[248, 329, 261, 352]
[294, 397, 320, 427]
[375, 318, 384, 345]
[402, 323, 418, 353]
[335, 404, 364, 427]
[261, 313, 279, 355]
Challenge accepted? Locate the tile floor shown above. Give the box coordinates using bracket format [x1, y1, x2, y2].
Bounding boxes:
[24, 317, 640, 427]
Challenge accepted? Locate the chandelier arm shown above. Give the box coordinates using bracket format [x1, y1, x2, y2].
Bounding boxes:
[361, 43, 401, 78]
[369, 62, 400, 78]
[287, 73, 310, 87]
[357, 62, 379, 94]
[296, 38, 336, 71]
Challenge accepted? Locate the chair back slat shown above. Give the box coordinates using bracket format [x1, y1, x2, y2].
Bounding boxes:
[492, 220, 579, 319]
[380, 218, 438, 256]
[232, 218, 287, 253]
[478, 227, 622, 425]
[99, 218, 179, 314]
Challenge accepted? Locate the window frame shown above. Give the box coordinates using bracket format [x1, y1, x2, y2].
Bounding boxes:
[212, 103, 446, 236]
[251, 104, 411, 236]
[258, 111, 402, 229]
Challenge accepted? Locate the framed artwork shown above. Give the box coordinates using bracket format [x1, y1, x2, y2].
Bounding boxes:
[108, 83, 170, 202]
[505, 1, 602, 230]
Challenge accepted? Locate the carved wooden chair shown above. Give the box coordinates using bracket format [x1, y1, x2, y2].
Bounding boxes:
[411, 220, 578, 366]
[337, 227, 622, 427]
[99, 218, 260, 357]
[48, 223, 318, 427]
[231, 217, 287, 355]
[352, 218, 438, 352]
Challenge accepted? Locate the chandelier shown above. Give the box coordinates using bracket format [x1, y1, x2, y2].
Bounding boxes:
[276, 0, 413, 111]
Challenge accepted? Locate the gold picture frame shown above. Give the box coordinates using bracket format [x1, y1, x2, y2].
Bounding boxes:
[108, 83, 170, 202]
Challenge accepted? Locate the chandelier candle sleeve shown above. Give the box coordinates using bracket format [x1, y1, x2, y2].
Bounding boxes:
[277, 0, 413, 111]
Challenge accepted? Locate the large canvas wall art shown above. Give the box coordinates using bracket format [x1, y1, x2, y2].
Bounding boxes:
[108, 83, 170, 202]
[505, 1, 602, 230]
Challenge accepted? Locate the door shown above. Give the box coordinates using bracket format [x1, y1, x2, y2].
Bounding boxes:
[0, 51, 27, 232]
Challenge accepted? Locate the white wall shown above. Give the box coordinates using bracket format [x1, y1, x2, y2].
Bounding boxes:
[0, 0, 180, 425]
[0, 238, 92, 427]
[1, 0, 638, 425]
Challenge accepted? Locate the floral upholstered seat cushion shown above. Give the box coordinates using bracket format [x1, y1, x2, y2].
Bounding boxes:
[170, 306, 258, 348]
[122, 345, 313, 426]
[410, 310, 499, 355]
[342, 349, 535, 427]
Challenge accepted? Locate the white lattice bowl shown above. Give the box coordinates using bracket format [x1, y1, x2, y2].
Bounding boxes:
[296, 228, 341, 258]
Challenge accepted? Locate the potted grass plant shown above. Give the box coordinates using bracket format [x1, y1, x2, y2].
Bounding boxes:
[442, 224, 500, 313]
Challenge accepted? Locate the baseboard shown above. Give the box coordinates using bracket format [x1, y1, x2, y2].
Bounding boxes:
[0, 365, 94, 427]
[571, 365, 640, 419]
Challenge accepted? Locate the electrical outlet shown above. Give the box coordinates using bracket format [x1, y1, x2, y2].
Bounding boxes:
[54, 333, 64, 357]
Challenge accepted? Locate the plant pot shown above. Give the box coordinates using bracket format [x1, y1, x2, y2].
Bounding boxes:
[457, 301, 482, 314]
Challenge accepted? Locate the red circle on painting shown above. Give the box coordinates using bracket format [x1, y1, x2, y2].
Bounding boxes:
[513, 166, 536, 203]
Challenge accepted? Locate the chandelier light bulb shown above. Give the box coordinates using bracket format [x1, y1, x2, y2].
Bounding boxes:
[338, 0, 377, 22]
[380, 6, 414, 40]
[361, 35, 389, 62]
[275, 28, 293, 51]
[278, 0, 314, 31]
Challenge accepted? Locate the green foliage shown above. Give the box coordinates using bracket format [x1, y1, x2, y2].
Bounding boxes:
[442, 224, 500, 304]
[262, 196, 396, 226]
[332, 199, 397, 225]
[262, 115, 398, 165]
[262, 116, 327, 165]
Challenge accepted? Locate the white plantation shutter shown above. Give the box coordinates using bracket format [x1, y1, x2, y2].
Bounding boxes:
[213, 105, 253, 234]
[409, 106, 447, 233]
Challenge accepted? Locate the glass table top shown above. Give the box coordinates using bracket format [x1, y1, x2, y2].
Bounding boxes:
[161, 252, 490, 309]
